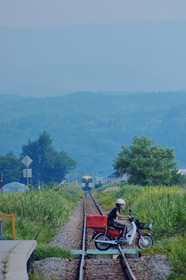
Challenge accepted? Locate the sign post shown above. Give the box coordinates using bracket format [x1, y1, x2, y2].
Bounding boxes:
[22, 156, 33, 188]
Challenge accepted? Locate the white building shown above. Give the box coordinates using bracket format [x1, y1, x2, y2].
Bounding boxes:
[3, 182, 28, 192]
[177, 169, 186, 176]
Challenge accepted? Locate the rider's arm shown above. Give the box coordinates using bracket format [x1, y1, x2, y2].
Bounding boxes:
[116, 211, 130, 220]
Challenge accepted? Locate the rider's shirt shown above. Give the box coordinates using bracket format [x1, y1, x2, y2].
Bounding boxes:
[108, 206, 120, 221]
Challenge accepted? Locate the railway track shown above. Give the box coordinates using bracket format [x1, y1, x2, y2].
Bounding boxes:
[78, 192, 137, 280]
[34, 191, 171, 280]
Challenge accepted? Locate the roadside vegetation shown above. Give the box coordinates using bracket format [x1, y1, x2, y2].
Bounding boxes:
[0, 184, 83, 259]
[94, 183, 186, 280]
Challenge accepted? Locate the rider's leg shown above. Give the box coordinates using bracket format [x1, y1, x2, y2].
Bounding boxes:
[113, 221, 127, 238]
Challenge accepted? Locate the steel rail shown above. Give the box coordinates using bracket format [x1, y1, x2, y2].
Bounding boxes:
[79, 197, 87, 280]
[118, 244, 137, 280]
[89, 192, 104, 215]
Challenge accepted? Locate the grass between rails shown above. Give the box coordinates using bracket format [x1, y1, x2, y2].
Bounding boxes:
[94, 184, 186, 280]
[0, 185, 83, 261]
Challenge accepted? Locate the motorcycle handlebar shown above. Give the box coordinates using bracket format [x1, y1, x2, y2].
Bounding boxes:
[128, 209, 135, 218]
[128, 209, 152, 229]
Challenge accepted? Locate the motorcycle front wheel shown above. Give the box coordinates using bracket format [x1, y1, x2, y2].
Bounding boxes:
[137, 234, 153, 249]
[95, 233, 111, 251]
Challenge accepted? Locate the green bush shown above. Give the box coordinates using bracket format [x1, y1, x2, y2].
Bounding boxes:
[33, 246, 72, 260]
[94, 183, 103, 189]
[167, 235, 186, 280]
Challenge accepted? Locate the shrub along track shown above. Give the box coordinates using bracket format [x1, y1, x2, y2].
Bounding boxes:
[34, 193, 171, 280]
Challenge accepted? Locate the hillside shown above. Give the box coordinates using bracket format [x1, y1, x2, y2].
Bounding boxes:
[0, 91, 186, 173]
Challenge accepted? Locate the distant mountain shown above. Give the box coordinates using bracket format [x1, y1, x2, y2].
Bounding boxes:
[0, 91, 186, 173]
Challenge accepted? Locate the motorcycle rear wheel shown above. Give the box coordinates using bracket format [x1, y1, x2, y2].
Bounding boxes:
[95, 233, 111, 251]
[137, 234, 153, 249]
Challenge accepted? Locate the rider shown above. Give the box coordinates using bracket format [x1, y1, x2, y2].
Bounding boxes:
[107, 198, 130, 242]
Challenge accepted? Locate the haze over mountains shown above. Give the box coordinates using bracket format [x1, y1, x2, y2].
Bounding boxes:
[1, 20, 186, 96]
[0, 92, 186, 174]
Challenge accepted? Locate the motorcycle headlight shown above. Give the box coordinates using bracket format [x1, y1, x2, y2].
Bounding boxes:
[147, 224, 152, 230]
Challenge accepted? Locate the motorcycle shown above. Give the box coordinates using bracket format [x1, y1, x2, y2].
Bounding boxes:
[91, 209, 153, 251]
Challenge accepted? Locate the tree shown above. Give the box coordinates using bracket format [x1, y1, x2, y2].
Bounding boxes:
[22, 131, 76, 185]
[113, 136, 179, 186]
[0, 152, 22, 184]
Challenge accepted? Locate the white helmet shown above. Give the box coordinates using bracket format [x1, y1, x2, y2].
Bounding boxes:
[116, 198, 125, 205]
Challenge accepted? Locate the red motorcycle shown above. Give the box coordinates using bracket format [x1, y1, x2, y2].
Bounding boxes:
[87, 210, 153, 251]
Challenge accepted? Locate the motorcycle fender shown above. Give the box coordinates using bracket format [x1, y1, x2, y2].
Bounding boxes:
[90, 231, 101, 241]
[136, 232, 151, 241]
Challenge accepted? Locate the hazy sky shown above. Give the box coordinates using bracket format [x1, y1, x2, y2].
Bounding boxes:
[0, 1, 186, 96]
[1, 0, 186, 27]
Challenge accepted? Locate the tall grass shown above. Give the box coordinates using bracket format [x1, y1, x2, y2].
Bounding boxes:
[95, 184, 186, 239]
[0, 185, 83, 244]
[94, 184, 186, 280]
